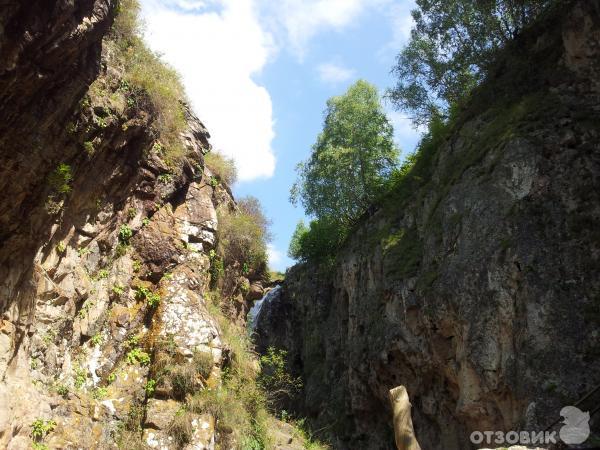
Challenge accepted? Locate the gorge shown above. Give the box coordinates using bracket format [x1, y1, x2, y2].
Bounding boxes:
[0, 1, 599, 450]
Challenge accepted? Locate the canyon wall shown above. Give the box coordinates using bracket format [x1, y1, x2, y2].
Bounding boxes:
[0, 2, 265, 448]
[257, 1, 600, 448]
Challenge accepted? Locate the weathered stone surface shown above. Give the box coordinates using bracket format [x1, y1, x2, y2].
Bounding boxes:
[257, 2, 600, 449]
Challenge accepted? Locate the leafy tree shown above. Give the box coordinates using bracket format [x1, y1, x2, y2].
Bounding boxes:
[288, 220, 308, 260]
[388, 0, 556, 125]
[291, 80, 399, 227]
[287, 218, 343, 263]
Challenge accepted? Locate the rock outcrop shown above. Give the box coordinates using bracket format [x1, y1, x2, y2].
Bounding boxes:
[256, 1, 600, 449]
[0, 2, 260, 449]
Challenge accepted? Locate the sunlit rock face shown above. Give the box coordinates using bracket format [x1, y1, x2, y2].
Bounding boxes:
[0, 1, 243, 448]
[256, 2, 600, 449]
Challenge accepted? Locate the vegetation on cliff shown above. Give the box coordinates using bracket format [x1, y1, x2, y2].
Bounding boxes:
[289, 80, 398, 263]
[387, 0, 559, 125]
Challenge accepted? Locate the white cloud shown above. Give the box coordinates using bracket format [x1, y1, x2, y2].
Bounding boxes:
[377, 2, 415, 62]
[317, 62, 355, 84]
[259, 0, 380, 59]
[141, 0, 276, 182]
[267, 243, 283, 268]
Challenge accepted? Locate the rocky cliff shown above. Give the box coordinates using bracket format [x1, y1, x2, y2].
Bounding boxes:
[0, 2, 274, 449]
[256, 2, 600, 449]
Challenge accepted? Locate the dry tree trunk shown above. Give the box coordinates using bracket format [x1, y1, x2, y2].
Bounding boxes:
[389, 386, 422, 450]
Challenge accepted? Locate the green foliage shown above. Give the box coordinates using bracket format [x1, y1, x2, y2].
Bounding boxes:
[142, 217, 150, 226]
[209, 249, 224, 284]
[127, 207, 137, 220]
[259, 347, 303, 408]
[77, 299, 94, 319]
[112, 284, 125, 296]
[108, 373, 117, 384]
[388, 0, 557, 125]
[157, 173, 173, 184]
[291, 80, 398, 227]
[83, 141, 95, 156]
[32, 442, 49, 450]
[287, 220, 308, 259]
[118, 224, 133, 245]
[55, 384, 69, 398]
[205, 151, 237, 186]
[217, 197, 271, 280]
[126, 348, 151, 366]
[132, 259, 142, 272]
[109, 0, 187, 163]
[95, 268, 110, 280]
[287, 217, 345, 264]
[90, 333, 103, 346]
[135, 286, 161, 307]
[74, 367, 87, 389]
[145, 379, 157, 396]
[92, 387, 108, 400]
[31, 419, 56, 441]
[56, 241, 66, 254]
[48, 163, 73, 194]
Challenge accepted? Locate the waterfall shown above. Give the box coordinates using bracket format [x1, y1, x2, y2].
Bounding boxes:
[248, 285, 281, 330]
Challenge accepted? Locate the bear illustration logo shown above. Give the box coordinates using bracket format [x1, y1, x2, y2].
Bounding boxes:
[560, 406, 590, 445]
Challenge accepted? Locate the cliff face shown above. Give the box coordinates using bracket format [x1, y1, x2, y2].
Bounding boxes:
[257, 2, 600, 449]
[0, 2, 258, 449]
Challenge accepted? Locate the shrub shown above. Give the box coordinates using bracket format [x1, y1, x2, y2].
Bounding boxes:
[92, 387, 108, 400]
[287, 217, 345, 264]
[204, 152, 237, 186]
[216, 196, 271, 280]
[83, 141, 95, 156]
[90, 333, 103, 346]
[74, 367, 87, 388]
[56, 384, 69, 398]
[198, 299, 271, 448]
[111, 284, 125, 296]
[193, 351, 214, 380]
[145, 379, 157, 396]
[118, 224, 133, 245]
[135, 286, 161, 307]
[56, 242, 66, 254]
[48, 163, 73, 194]
[126, 348, 151, 366]
[31, 418, 56, 441]
[259, 347, 302, 408]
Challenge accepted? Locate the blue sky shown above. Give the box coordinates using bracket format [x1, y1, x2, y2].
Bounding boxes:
[141, 0, 422, 271]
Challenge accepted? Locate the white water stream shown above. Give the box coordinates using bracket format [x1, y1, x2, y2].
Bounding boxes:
[248, 285, 281, 330]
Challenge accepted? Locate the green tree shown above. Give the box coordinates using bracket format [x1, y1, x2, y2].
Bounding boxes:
[291, 80, 399, 227]
[388, 0, 556, 125]
[287, 220, 308, 260]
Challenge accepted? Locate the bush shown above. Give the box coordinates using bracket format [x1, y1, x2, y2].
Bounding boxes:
[126, 348, 151, 366]
[216, 196, 271, 281]
[118, 224, 133, 245]
[204, 151, 237, 186]
[31, 418, 56, 441]
[287, 217, 345, 264]
[48, 163, 73, 194]
[259, 347, 302, 408]
[135, 286, 161, 307]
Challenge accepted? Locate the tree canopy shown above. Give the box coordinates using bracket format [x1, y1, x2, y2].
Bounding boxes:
[387, 0, 556, 125]
[291, 80, 399, 228]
